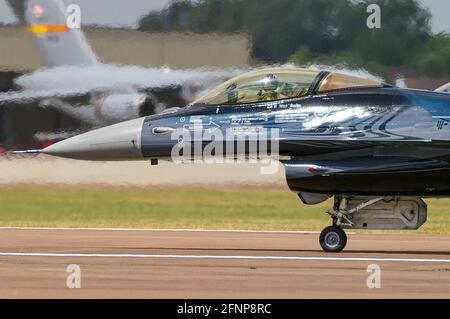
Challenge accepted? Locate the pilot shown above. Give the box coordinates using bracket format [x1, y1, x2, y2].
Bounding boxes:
[226, 83, 238, 104]
[258, 74, 281, 101]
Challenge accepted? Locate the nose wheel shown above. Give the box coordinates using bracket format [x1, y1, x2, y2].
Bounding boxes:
[319, 226, 347, 252]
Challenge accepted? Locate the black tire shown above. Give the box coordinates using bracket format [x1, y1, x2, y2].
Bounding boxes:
[319, 226, 347, 252]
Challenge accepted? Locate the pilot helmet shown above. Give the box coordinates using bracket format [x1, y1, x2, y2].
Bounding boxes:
[227, 83, 237, 92]
[262, 74, 279, 91]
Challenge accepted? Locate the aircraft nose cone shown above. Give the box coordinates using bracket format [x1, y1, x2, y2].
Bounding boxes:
[42, 117, 145, 161]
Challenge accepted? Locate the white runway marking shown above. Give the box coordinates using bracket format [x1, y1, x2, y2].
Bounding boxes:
[0, 252, 449, 263]
[0, 226, 320, 234]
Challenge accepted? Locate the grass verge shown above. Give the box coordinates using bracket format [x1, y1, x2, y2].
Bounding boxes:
[0, 185, 448, 234]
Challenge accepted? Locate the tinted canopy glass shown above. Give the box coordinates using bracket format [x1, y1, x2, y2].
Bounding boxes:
[192, 68, 320, 106]
[318, 73, 382, 93]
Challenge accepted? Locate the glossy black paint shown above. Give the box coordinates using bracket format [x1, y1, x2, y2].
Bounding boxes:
[141, 85, 450, 196]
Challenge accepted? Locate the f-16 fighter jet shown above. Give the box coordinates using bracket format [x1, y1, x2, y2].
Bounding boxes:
[18, 67, 450, 252]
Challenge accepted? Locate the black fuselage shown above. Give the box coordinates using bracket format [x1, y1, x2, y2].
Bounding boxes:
[142, 87, 450, 196]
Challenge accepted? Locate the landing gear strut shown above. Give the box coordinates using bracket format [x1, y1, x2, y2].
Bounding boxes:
[319, 195, 383, 252]
[317, 195, 427, 252]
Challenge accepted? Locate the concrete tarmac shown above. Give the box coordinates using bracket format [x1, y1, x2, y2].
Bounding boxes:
[0, 228, 449, 298]
[0, 158, 286, 186]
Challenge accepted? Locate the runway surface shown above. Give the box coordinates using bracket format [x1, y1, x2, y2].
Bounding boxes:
[0, 158, 286, 186]
[0, 228, 449, 298]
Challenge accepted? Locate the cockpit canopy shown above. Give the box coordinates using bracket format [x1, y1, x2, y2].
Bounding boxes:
[192, 68, 383, 106]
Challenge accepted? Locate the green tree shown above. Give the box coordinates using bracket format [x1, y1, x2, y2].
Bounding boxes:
[138, 0, 358, 61]
[138, 0, 443, 75]
[348, 0, 431, 66]
[413, 34, 450, 76]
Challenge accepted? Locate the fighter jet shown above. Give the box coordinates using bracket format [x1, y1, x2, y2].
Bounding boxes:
[1, 0, 239, 130]
[17, 67, 450, 252]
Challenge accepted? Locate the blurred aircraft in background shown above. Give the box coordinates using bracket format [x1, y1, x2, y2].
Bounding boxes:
[0, 0, 239, 136]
